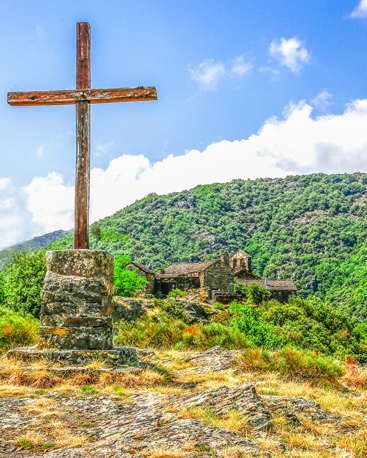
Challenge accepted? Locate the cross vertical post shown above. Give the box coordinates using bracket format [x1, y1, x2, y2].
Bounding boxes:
[75, 22, 91, 249]
[8, 22, 157, 250]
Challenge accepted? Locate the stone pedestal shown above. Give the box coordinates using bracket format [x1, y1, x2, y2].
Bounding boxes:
[39, 250, 114, 350]
[8, 249, 137, 367]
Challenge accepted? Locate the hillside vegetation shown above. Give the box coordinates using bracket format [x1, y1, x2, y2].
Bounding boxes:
[47, 172, 367, 315]
[0, 229, 71, 269]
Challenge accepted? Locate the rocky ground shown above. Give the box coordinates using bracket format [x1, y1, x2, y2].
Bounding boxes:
[0, 346, 366, 457]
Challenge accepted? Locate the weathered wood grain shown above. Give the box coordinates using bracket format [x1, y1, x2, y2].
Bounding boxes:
[7, 87, 157, 106]
[75, 100, 90, 249]
[74, 22, 91, 249]
[77, 22, 91, 90]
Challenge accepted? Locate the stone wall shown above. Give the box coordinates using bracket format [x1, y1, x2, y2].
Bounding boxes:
[154, 276, 200, 295]
[125, 264, 155, 294]
[203, 261, 235, 299]
[212, 292, 242, 304]
[39, 250, 114, 351]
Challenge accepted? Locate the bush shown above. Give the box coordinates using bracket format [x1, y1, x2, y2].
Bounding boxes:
[182, 322, 250, 350]
[114, 255, 148, 297]
[230, 297, 363, 360]
[0, 305, 39, 350]
[114, 311, 187, 348]
[115, 310, 250, 350]
[240, 346, 344, 384]
[0, 272, 5, 304]
[273, 347, 344, 383]
[234, 281, 246, 296]
[230, 301, 283, 349]
[155, 299, 191, 322]
[4, 251, 46, 318]
[167, 288, 186, 299]
[245, 283, 271, 305]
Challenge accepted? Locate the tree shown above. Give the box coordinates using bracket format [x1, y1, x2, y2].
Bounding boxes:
[4, 251, 46, 318]
[114, 255, 148, 297]
[245, 283, 271, 305]
[0, 271, 5, 304]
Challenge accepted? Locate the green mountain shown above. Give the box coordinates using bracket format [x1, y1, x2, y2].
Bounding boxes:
[47, 172, 367, 315]
[0, 229, 71, 269]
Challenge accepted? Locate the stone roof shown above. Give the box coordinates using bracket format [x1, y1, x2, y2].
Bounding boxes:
[237, 279, 297, 291]
[128, 261, 152, 274]
[230, 250, 251, 258]
[155, 260, 218, 278]
[235, 269, 260, 280]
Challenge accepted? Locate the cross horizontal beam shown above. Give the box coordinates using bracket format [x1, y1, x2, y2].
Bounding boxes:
[8, 86, 157, 106]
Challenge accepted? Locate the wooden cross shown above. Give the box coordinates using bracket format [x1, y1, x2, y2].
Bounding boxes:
[8, 22, 157, 249]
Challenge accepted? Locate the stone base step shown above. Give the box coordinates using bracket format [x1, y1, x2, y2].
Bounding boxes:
[7, 346, 137, 367]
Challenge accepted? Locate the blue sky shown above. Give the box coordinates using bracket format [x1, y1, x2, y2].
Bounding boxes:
[1, 0, 367, 249]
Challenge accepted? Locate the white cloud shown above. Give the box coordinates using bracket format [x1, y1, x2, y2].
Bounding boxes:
[20, 98, 367, 240]
[0, 179, 23, 250]
[259, 66, 281, 77]
[0, 97, 364, 249]
[311, 90, 334, 111]
[230, 56, 253, 77]
[270, 37, 310, 74]
[94, 141, 115, 157]
[0, 178, 10, 190]
[24, 172, 74, 234]
[0, 213, 23, 249]
[36, 146, 44, 157]
[0, 198, 14, 210]
[189, 59, 226, 90]
[189, 55, 252, 90]
[351, 0, 367, 17]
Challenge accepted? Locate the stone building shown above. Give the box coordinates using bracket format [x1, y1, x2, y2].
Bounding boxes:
[230, 250, 260, 280]
[125, 261, 155, 294]
[237, 278, 297, 303]
[123, 249, 296, 302]
[154, 257, 234, 299]
[230, 250, 252, 272]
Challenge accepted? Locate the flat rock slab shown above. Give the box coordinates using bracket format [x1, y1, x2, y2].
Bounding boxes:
[7, 346, 137, 367]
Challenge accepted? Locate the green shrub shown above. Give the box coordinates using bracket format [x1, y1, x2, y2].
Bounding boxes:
[234, 281, 246, 296]
[4, 251, 46, 318]
[167, 288, 186, 298]
[240, 346, 344, 384]
[273, 346, 344, 383]
[114, 255, 148, 297]
[230, 301, 283, 349]
[230, 297, 363, 360]
[214, 302, 225, 311]
[0, 305, 39, 350]
[182, 322, 251, 350]
[114, 312, 187, 348]
[245, 283, 271, 305]
[115, 310, 250, 350]
[155, 299, 191, 322]
[0, 272, 5, 304]
[81, 385, 99, 395]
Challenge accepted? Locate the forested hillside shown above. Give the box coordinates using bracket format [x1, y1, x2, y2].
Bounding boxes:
[0, 229, 71, 268]
[47, 173, 367, 314]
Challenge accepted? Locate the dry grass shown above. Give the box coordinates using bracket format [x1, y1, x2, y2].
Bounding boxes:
[2, 350, 367, 457]
[6, 395, 90, 452]
[343, 365, 367, 389]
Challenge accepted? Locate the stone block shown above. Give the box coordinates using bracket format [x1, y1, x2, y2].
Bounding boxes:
[39, 250, 114, 351]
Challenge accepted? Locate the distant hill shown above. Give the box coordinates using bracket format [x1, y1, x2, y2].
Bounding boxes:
[0, 229, 72, 268]
[45, 172, 367, 315]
